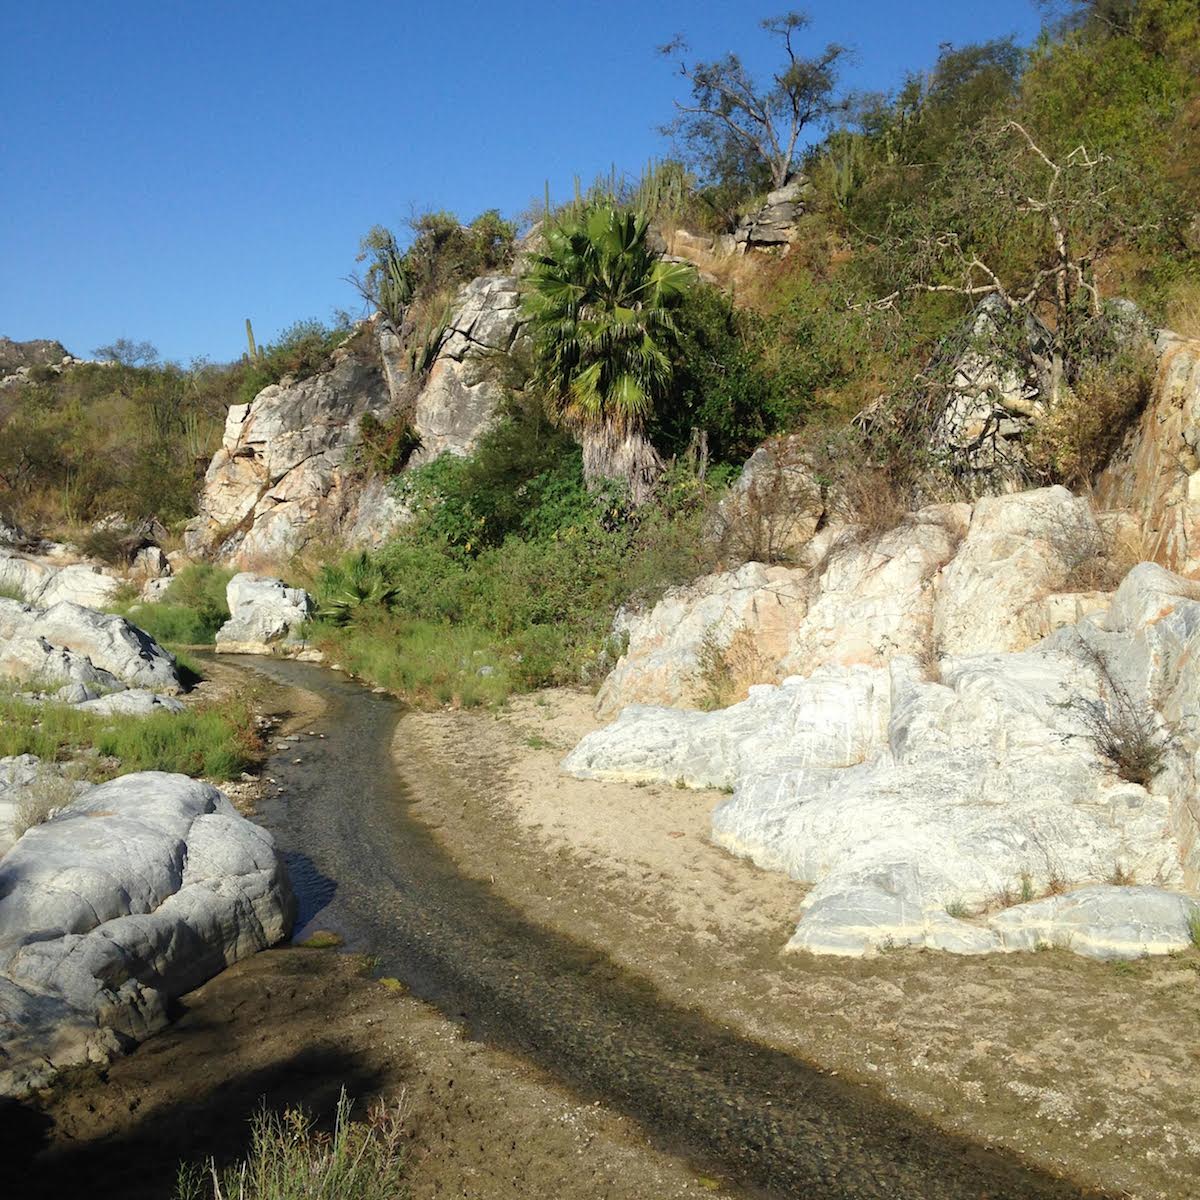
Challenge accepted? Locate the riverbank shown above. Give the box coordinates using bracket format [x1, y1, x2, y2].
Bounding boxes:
[3, 948, 745, 1200]
[398, 688, 1200, 1200]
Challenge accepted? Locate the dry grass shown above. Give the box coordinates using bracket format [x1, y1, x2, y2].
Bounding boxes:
[1165, 277, 1200, 340]
[12, 766, 79, 840]
[693, 623, 774, 710]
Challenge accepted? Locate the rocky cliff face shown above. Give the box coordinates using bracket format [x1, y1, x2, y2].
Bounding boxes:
[575, 325, 1200, 961]
[187, 273, 525, 567]
[1095, 332, 1200, 572]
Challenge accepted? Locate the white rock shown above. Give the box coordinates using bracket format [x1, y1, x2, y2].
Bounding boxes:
[215, 573, 312, 655]
[988, 885, 1200, 958]
[933, 486, 1101, 656]
[568, 665, 891, 790]
[596, 562, 809, 717]
[0, 772, 295, 1097]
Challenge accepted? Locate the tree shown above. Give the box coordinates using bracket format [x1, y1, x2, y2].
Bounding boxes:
[522, 206, 693, 505]
[92, 337, 159, 367]
[661, 11, 848, 190]
[868, 119, 1141, 399]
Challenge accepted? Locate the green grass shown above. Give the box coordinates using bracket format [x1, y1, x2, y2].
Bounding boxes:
[174, 1089, 407, 1200]
[0, 583, 28, 603]
[317, 616, 512, 709]
[0, 694, 261, 781]
[116, 564, 233, 646]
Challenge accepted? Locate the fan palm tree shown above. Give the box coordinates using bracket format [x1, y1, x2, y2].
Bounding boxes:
[522, 205, 693, 505]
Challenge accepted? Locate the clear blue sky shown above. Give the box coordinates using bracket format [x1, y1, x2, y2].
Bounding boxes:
[1, 1, 1045, 365]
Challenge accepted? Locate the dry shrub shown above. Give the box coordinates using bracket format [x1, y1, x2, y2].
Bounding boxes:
[12, 767, 77, 840]
[1165, 276, 1200, 340]
[709, 438, 823, 566]
[1069, 638, 1172, 786]
[1027, 346, 1156, 489]
[1047, 506, 1139, 593]
[694, 623, 774, 710]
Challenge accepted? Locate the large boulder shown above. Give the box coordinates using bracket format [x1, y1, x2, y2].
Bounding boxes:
[0, 598, 181, 694]
[0, 548, 122, 608]
[568, 561, 1200, 959]
[0, 772, 295, 1096]
[215, 573, 313, 655]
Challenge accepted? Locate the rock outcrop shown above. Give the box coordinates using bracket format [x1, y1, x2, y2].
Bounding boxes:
[596, 562, 810, 718]
[0, 597, 182, 696]
[0, 771, 295, 1096]
[734, 178, 810, 250]
[187, 275, 527, 567]
[600, 486, 1101, 715]
[184, 351, 393, 565]
[408, 274, 526, 465]
[570, 546, 1200, 959]
[215, 573, 313, 655]
[1095, 332, 1200, 573]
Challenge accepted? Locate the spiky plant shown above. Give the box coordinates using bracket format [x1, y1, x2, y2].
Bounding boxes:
[522, 204, 693, 505]
[316, 552, 401, 625]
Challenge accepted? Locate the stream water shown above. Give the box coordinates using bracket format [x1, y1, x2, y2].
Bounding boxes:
[240, 655, 1102, 1200]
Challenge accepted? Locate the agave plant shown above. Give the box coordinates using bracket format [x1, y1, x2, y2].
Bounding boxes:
[316, 552, 401, 625]
[522, 204, 693, 505]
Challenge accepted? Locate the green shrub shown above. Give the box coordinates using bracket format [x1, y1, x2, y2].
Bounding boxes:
[121, 564, 233, 645]
[237, 319, 351, 405]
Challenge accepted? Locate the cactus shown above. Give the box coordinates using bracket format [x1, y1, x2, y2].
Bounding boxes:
[245, 318, 257, 361]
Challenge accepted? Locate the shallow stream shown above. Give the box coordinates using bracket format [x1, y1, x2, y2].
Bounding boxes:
[240, 655, 1102, 1200]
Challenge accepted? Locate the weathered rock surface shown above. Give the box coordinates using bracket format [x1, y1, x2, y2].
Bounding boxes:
[187, 277, 526, 566]
[0, 547, 122, 608]
[600, 489, 1096, 716]
[408, 274, 526, 466]
[0, 598, 181, 693]
[988, 885, 1200, 958]
[1095, 332, 1200, 573]
[214, 573, 312, 655]
[184, 351, 392, 565]
[780, 506, 967, 676]
[734, 178, 810, 249]
[0, 771, 295, 1096]
[569, 559, 1200, 959]
[932, 486, 1101, 656]
[595, 562, 809, 718]
[929, 297, 1052, 489]
[708, 434, 824, 564]
[0, 756, 87, 858]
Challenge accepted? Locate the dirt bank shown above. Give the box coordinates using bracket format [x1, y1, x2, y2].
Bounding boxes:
[398, 688, 1200, 1200]
[1, 949, 743, 1200]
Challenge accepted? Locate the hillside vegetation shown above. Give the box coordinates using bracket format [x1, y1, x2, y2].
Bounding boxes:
[3, 0, 1197, 708]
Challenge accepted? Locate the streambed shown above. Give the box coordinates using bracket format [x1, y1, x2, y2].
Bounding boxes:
[240, 655, 1102, 1200]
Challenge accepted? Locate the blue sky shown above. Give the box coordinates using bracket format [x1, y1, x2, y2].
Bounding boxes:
[1, 1, 1045, 364]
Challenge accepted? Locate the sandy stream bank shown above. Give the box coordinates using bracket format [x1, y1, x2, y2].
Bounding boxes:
[398, 688, 1200, 1200]
[3, 674, 1197, 1199]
